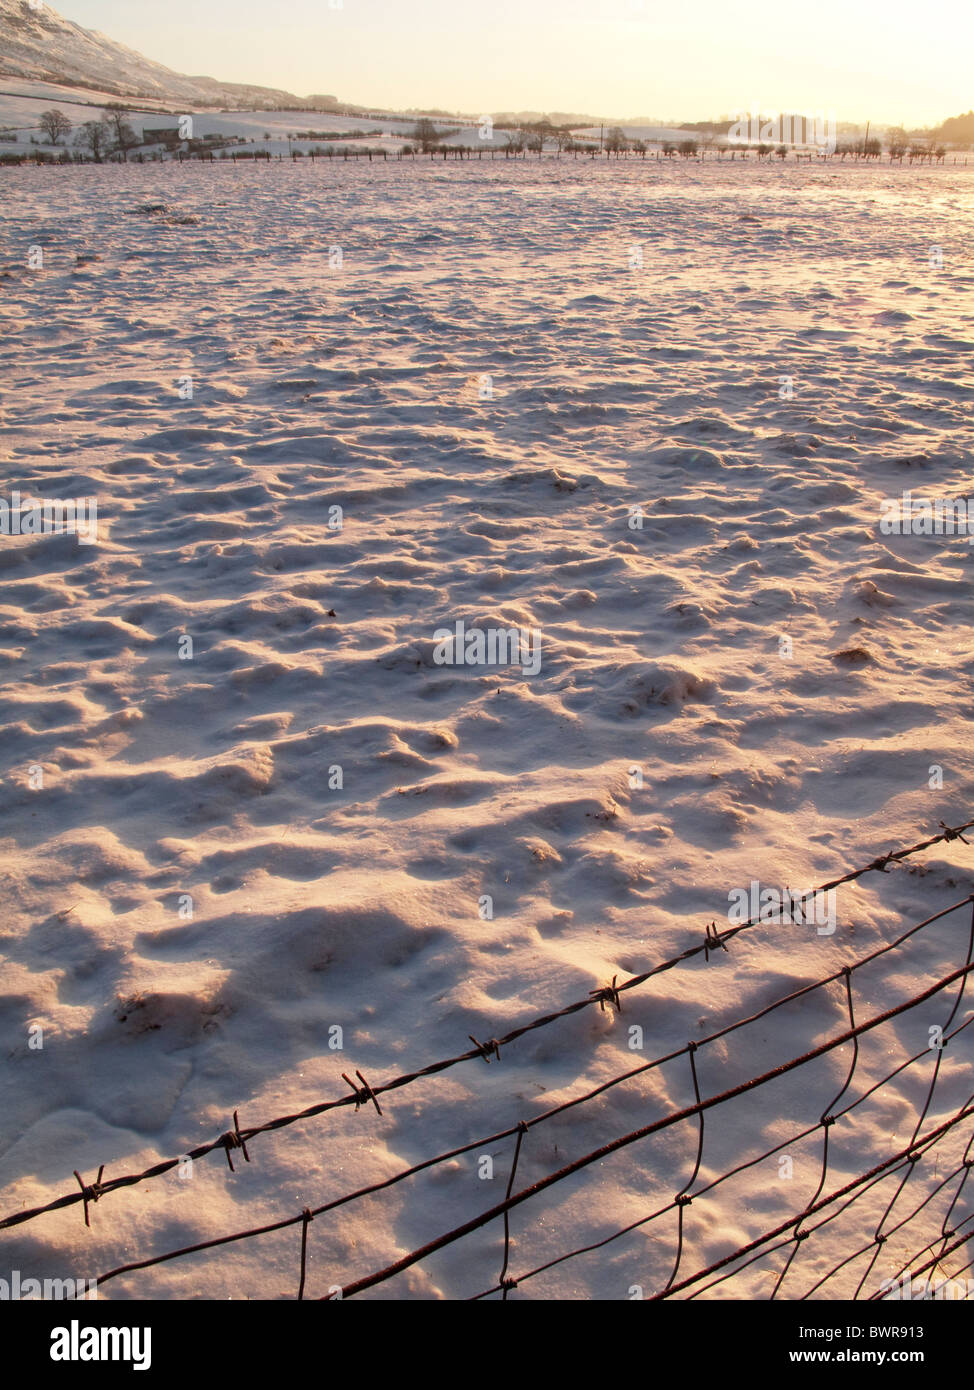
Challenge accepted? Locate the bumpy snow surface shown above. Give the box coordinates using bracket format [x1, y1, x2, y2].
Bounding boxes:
[1, 157, 972, 1299]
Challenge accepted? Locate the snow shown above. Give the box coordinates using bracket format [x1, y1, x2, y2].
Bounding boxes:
[0, 0, 301, 107]
[0, 156, 972, 1300]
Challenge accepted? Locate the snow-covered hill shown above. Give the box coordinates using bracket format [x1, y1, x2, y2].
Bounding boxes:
[0, 0, 309, 107]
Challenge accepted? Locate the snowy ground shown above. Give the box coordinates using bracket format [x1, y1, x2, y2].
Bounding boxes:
[0, 89, 696, 156]
[0, 157, 972, 1300]
[0, 76, 175, 143]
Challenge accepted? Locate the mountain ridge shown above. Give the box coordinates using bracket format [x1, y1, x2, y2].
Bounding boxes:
[0, 0, 311, 108]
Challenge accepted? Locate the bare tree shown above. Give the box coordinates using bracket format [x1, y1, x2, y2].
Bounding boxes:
[39, 109, 72, 145]
[529, 119, 555, 152]
[412, 118, 440, 152]
[521, 124, 544, 154]
[886, 127, 907, 160]
[604, 125, 628, 154]
[74, 119, 111, 162]
[103, 103, 138, 160]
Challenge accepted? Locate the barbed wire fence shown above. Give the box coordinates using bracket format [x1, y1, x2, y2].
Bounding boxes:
[1, 819, 972, 1300]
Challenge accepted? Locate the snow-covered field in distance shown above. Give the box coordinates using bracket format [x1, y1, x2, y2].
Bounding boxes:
[0, 76, 175, 142]
[0, 86, 704, 153]
[0, 158, 972, 1299]
[0, 100, 482, 154]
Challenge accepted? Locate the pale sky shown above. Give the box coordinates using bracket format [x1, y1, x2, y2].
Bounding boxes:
[54, 0, 974, 126]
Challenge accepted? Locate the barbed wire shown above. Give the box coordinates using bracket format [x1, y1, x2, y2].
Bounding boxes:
[325, 937, 974, 1299]
[464, 1013, 974, 1300]
[3, 817, 970, 1238]
[67, 895, 969, 1296]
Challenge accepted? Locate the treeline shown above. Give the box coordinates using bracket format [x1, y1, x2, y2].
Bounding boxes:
[933, 110, 974, 145]
[7, 102, 145, 161]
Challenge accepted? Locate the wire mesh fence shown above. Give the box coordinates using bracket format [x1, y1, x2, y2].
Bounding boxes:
[1, 820, 972, 1300]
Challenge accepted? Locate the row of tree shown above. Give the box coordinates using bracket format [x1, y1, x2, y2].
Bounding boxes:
[410, 117, 955, 161]
[28, 109, 958, 164]
[34, 103, 140, 161]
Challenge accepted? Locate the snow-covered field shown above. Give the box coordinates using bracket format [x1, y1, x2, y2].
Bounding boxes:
[0, 158, 972, 1300]
[0, 77, 171, 133]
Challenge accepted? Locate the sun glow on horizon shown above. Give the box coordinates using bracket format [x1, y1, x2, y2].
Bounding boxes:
[41, 0, 974, 129]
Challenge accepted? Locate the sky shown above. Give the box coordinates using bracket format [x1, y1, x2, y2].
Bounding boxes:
[51, 0, 974, 126]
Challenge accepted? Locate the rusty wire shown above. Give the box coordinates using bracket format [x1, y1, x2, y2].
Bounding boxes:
[2, 822, 971, 1303]
[2, 818, 969, 1238]
[69, 890, 972, 1296]
[327, 947, 974, 1299]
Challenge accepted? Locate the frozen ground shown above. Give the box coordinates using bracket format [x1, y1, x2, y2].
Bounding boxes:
[0, 158, 972, 1300]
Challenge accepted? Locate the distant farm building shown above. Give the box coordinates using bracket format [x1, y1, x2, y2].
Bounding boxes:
[142, 126, 181, 146]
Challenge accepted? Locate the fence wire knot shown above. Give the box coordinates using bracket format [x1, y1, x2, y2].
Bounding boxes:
[703, 921, 728, 960]
[342, 1071, 383, 1116]
[869, 850, 896, 873]
[939, 821, 970, 844]
[469, 1035, 501, 1064]
[501, 1276, 518, 1291]
[73, 1167, 105, 1228]
[220, 1110, 251, 1172]
[590, 975, 622, 1013]
[676, 1193, 693, 1207]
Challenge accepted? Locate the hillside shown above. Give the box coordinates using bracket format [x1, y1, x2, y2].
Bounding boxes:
[0, 0, 308, 107]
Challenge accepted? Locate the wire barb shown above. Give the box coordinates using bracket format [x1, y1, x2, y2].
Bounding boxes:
[468, 1035, 501, 1064]
[342, 1071, 383, 1116]
[73, 1166, 105, 1229]
[590, 975, 622, 1013]
[703, 921, 729, 961]
[219, 1110, 251, 1172]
